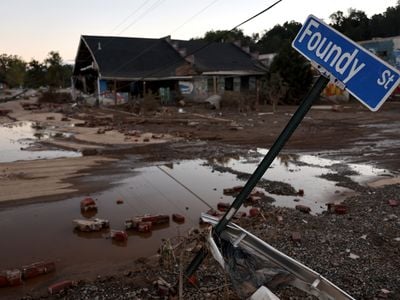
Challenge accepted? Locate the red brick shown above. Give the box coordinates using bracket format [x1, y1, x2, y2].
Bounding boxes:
[249, 208, 260, 217]
[22, 261, 56, 279]
[291, 232, 302, 242]
[48, 280, 74, 295]
[295, 205, 311, 214]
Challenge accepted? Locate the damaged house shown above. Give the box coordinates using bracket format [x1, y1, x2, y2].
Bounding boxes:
[72, 35, 267, 105]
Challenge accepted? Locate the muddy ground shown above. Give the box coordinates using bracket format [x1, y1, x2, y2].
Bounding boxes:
[0, 94, 400, 299]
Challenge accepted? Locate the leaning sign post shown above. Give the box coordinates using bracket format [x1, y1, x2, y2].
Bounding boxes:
[184, 15, 400, 295]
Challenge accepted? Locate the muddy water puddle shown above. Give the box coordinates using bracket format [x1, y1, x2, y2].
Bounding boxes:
[0, 151, 389, 296]
[0, 121, 80, 162]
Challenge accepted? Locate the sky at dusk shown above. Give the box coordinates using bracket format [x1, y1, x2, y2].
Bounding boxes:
[0, 0, 398, 63]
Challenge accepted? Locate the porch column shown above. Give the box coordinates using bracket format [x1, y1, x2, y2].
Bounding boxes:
[213, 76, 217, 94]
[71, 77, 76, 101]
[113, 80, 117, 106]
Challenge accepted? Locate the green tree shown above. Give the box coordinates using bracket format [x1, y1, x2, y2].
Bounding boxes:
[44, 51, 68, 88]
[370, 3, 400, 37]
[256, 21, 302, 54]
[194, 28, 256, 49]
[269, 41, 313, 104]
[25, 59, 46, 88]
[0, 54, 26, 88]
[330, 9, 371, 41]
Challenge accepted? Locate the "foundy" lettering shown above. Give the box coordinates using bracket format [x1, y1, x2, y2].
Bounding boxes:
[297, 19, 365, 84]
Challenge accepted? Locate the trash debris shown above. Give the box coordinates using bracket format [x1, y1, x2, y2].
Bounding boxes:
[232, 211, 247, 220]
[110, 230, 128, 242]
[22, 261, 55, 279]
[116, 199, 124, 205]
[334, 204, 348, 215]
[48, 280, 74, 295]
[138, 221, 152, 233]
[187, 275, 198, 286]
[125, 214, 170, 231]
[295, 204, 311, 214]
[249, 207, 260, 217]
[223, 186, 243, 195]
[202, 213, 355, 299]
[326, 203, 347, 214]
[0, 269, 22, 287]
[331, 105, 344, 112]
[73, 218, 110, 232]
[217, 202, 230, 212]
[80, 148, 99, 156]
[388, 199, 399, 207]
[80, 197, 97, 211]
[246, 195, 262, 204]
[0, 109, 12, 116]
[291, 232, 302, 242]
[172, 214, 185, 223]
[349, 253, 360, 260]
[250, 286, 280, 300]
[205, 95, 221, 110]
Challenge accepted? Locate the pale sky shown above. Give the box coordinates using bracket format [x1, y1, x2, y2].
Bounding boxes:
[0, 0, 398, 63]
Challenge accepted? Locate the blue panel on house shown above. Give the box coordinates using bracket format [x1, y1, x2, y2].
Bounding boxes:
[99, 80, 108, 93]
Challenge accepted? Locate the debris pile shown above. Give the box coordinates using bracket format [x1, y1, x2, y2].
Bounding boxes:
[125, 215, 170, 232]
[73, 218, 110, 232]
[1, 261, 56, 288]
[80, 197, 97, 212]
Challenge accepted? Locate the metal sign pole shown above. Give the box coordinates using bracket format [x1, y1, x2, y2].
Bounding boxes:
[185, 74, 330, 278]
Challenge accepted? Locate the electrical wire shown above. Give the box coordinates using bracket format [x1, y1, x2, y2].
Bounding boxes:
[79, 0, 165, 63]
[157, 166, 213, 210]
[109, 0, 150, 34]
[169, 0, 221, 35]
[233, 0, 283, 30]
[117, 0, 166, 36]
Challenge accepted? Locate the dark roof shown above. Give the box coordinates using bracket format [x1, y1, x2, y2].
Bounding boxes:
[172, 39, 266, 73]
[74, 35, 266, 80]
[78, 35, 186, 79]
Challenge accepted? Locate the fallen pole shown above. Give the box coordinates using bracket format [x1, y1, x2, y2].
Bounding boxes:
[185, 74, 330, 278]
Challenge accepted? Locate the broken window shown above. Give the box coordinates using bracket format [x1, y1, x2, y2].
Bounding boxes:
[225, 77, 234, 91]
[207, 78, 214, 92]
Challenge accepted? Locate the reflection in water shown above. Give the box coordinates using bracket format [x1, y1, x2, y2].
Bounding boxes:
[80, 210, 98, 219]
[0, 153, 389, 288]
[73, 229, 109, 240]
[207, 154, 240, 166]
[278, 153, 299, 168]
[111, 239, 128, 248]
[0, 121, 80, 162]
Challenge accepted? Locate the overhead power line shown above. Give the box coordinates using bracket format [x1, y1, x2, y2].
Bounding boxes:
[117, 0, 166, 36]
[233, 0, 283, 30]
[169, 0, 221, 35]
[109, 0, 150, 34]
